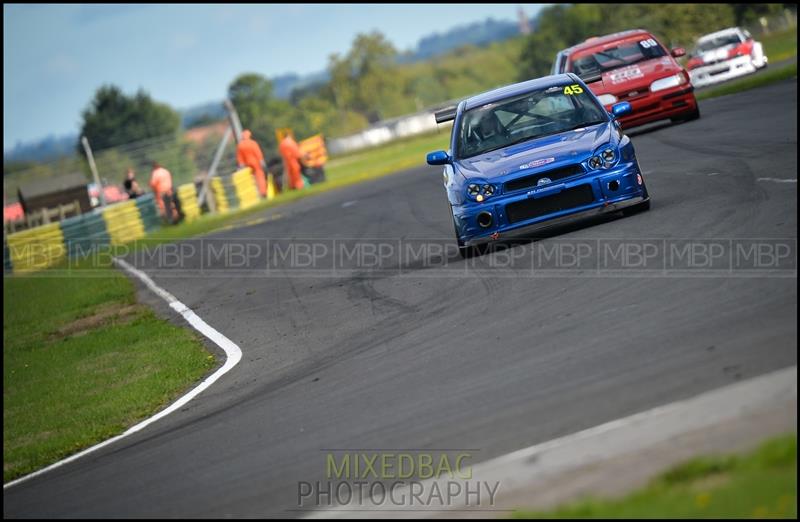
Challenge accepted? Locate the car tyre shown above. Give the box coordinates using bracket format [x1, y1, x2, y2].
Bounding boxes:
[622, 198, 651, 216]
[673, 106, 700, 123]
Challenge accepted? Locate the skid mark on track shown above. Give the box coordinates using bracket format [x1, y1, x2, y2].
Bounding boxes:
[347, 276, 419, 316]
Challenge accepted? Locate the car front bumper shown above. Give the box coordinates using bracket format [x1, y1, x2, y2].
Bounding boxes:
[690, 55, 757, 88]
[613, 85, 698, 129]
[455, 161, 648, 247]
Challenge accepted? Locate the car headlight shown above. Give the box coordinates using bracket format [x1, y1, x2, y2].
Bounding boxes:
[466, 182, 497, 201]
[650, 73, 686, 92]
[588, 147, 618, 170]
[597, 94, 618, 105]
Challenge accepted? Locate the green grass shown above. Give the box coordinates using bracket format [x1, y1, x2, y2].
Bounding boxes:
[3, 266, 215, 483]
[762, 26, 798, 63]
[513, 433, 797, 519]
[697, 61, 797, 101]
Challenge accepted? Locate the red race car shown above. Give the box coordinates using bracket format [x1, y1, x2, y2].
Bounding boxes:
[553, 29, 699, 128]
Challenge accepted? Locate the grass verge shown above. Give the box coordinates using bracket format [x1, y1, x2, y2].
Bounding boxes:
[513, 433, 797, 518]
[762, 26, 798, 63]
[697, 62, 797, 101]
[3, 265, 215, 483]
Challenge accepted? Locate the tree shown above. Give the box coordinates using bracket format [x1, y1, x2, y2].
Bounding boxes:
[78, 85, 180, 152]
[228, 73, 303, 152]
[326, 32, 403, 123]
[228, 73, 276, 150]
[731, 3, 788, 27]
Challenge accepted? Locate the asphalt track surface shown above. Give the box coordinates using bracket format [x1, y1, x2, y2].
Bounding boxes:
[4, 79, 798, 517]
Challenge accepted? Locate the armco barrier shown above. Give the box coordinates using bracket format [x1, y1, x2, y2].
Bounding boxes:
[4, 238, 12, 272]
[176, 183, 201, 223]
[102, 200, 146, 246]
[231, 168, 260, 210]
[6, 222, 67, 272]
[60, 211, 110, 258]
[134, 193, 161, 232]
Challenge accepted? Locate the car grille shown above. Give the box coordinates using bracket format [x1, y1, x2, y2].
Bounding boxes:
[505, 184, 595, 224]
[504, 164, 584, 193]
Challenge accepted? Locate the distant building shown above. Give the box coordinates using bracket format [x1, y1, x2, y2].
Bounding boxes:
[17, 172, 91, 218]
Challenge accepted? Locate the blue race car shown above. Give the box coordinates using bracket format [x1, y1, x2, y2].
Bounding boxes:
[427, 73, 650, 257]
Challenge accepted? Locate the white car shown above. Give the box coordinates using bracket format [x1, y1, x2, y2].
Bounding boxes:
[687, 27, 767, 88]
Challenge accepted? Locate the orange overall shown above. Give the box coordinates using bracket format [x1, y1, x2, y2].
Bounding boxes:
[236, 131, 268, 197]
[149, 166, 174, 218]
[279, 135, 305, 190]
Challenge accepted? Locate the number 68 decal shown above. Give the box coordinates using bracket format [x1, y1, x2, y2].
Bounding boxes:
[640, 38, 658, 48]
[563, 84, 584, 95]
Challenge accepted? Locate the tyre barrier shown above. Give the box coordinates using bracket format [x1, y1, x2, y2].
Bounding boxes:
[102, 200, 146, 246]
[4, 194, 162, 273]
[6, 222, 67, 273]
[210, 176, 235, 214]
[4, 175, 262, 273]
[176, 183, 201, 223]
[231, 168, 260, 210]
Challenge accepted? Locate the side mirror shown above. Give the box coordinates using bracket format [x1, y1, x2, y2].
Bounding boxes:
[426, 150, 451, 166]
[671, 47, 686, 58]
[611, 101, 632, 118]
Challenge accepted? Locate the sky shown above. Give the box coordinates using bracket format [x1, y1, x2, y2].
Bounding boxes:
[3, 3, 546, 151]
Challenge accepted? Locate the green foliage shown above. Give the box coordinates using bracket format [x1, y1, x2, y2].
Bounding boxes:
[228, 73, 279, 151]
[732, 3, 790, 27]
[327, 31, 401, 122]
[296, 33, 527, 138]
[78, 85, 181, 152]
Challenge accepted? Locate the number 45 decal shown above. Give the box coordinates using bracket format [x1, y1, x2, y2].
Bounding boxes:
[563, 84, 584, 95]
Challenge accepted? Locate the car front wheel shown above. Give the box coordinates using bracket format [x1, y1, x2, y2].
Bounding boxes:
[672, 106, 700, 123]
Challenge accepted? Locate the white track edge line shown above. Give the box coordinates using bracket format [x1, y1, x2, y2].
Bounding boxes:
[3, 257, 243, 490]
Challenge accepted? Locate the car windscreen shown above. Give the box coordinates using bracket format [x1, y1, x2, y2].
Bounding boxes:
[695, 33, 743, 53]
[567, 37, 667, 80]
[456, 85, 609, 159]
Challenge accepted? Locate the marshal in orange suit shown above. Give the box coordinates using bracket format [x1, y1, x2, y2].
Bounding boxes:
[278, 133, 306, 191]
[236, 129, 268, 197]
